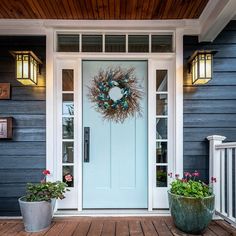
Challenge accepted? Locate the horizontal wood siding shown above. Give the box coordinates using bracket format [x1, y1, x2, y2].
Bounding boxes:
[0, 36, 46, 216]
[183, 20, 236, 182]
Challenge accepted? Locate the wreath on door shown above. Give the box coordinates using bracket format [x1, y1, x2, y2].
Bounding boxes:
[88, 67, 143, 123]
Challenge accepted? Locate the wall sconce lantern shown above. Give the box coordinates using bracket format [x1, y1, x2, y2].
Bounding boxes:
[188, 50, 215, 85]
[11, 51, 42, 85]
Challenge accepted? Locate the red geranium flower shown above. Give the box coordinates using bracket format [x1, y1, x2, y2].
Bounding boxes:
[42, 170, 50, 175]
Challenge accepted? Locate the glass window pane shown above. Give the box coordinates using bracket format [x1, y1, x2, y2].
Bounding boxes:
[57, 34, 80, 52]
[63, 94, 74, 115]
[156, 142, 167, 163]
[63, 166, 74, 187]
[156, 166, 167, 187]
[62, 69, 74, 91]
[63, 118, 74, 139]
[63, 142, 74, 163]
[156, 70, 167, 92]
[105, 35, 126, 52]
[128, 35, 149, 53]
[82, 35, 102, 52]
[152, 35, 173, 52]
[156, 118, 167, 139]
[156, 94, 167, 115]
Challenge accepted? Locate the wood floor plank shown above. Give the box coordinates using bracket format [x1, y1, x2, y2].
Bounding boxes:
[203, 228, 218, 236]
[152, 218, 172, 236]
[0, 217, 233, 236]
[28, 222, 56, 236]
[116, 221, 129, 236]
[101, 220, 115, 236]
[4, 223, 24, 235]
[214, 220, 236, 235]
[0, 222, 8, 231]
[16, 231, 31, 236]
[140, 220, 158, 236]
[58, 222, 78, 236]
[164, 217, 189, 236]
[129, 220, 143, 236]
[43, 222, 65, 236]
[72, 221, 91, 236]
[0, 223, 18, 235]
[87, 220, 103, 236]
[208, 221, 230, 236]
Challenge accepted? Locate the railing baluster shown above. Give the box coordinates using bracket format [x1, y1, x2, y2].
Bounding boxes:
[207, 135, 236, 226]
[221, 149, 226, 215]
[227, 148, 233, 219]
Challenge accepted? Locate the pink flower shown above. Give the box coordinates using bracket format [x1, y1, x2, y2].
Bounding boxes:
[192, 170, 200, 177]
[42, 170, 50, 175]
[181, 178, 187, 183]
[168, 172, 173, 178]
[184, 172, 192, 178]
[65, 174, 73, 182]
[211, 177, 217, 183]
[175, 174, 180, 179]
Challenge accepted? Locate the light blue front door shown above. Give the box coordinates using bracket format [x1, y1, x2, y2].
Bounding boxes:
[83, 61, 147, 208]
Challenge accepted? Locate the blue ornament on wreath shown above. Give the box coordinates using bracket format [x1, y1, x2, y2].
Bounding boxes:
[88, 67, 143, 123]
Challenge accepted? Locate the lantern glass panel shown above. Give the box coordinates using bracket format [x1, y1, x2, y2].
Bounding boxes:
[30, 57, 34, 82]
[206, 54, 212, 78]
[33, 59, 37, 83]
[199, 54, 205, 78]
[192, 57, 198, 83]
[16, 55, 22, 79]
[23, 55, 29, 79]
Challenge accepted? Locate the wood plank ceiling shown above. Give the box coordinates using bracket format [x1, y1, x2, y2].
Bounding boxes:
[0, 0, 209, 20]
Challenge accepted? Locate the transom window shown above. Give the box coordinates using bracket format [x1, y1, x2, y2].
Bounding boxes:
[57, 33, 174, 53]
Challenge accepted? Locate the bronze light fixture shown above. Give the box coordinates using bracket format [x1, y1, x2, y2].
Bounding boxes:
[11, 51, 42, 85]
[188, 50, 215, 85]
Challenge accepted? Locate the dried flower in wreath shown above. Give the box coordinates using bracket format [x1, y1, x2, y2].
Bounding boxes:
[88, 67, 143, 123]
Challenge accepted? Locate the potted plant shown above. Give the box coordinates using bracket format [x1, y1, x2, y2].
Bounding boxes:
[18, 170, 69, 232]
[168, 171, 215, 234]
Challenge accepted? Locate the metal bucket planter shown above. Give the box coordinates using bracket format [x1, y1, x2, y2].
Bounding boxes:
[18, 197, 56, 232]
[168, 191, 215, 234]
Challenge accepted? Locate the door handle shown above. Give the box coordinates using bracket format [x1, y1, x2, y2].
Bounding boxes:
[84, 127, 90, 162]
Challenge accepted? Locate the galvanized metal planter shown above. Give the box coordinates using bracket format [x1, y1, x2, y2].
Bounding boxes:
[18, 197, 56, 232]
[168, 191, 215, 234]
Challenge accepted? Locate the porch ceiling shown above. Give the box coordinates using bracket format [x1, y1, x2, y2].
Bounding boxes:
[0, 0, 209, 20]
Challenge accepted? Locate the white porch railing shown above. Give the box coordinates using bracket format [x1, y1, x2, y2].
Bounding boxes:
[207, 135, 236, 226]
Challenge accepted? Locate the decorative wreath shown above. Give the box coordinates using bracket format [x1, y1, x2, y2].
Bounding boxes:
[88, 67, 143, 123]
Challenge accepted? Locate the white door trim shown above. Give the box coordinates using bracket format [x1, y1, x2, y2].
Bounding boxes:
[46, 31, 183, 212]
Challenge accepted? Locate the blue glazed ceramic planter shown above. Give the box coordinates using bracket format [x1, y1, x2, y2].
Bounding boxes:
[168, 191, 215, 234]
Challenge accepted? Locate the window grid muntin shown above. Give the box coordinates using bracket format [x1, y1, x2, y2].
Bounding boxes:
[156, 70, 168, 187]
[56, 33, 174, 53]
[62, 69, 75, 188]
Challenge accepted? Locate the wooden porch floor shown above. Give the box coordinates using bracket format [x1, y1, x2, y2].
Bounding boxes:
[0, 217, 235, 236]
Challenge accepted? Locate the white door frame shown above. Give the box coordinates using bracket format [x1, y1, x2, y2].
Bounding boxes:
[46, 24, 184, 213]
[149, 59, 175, 209]
[52, 54, 179, 212]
